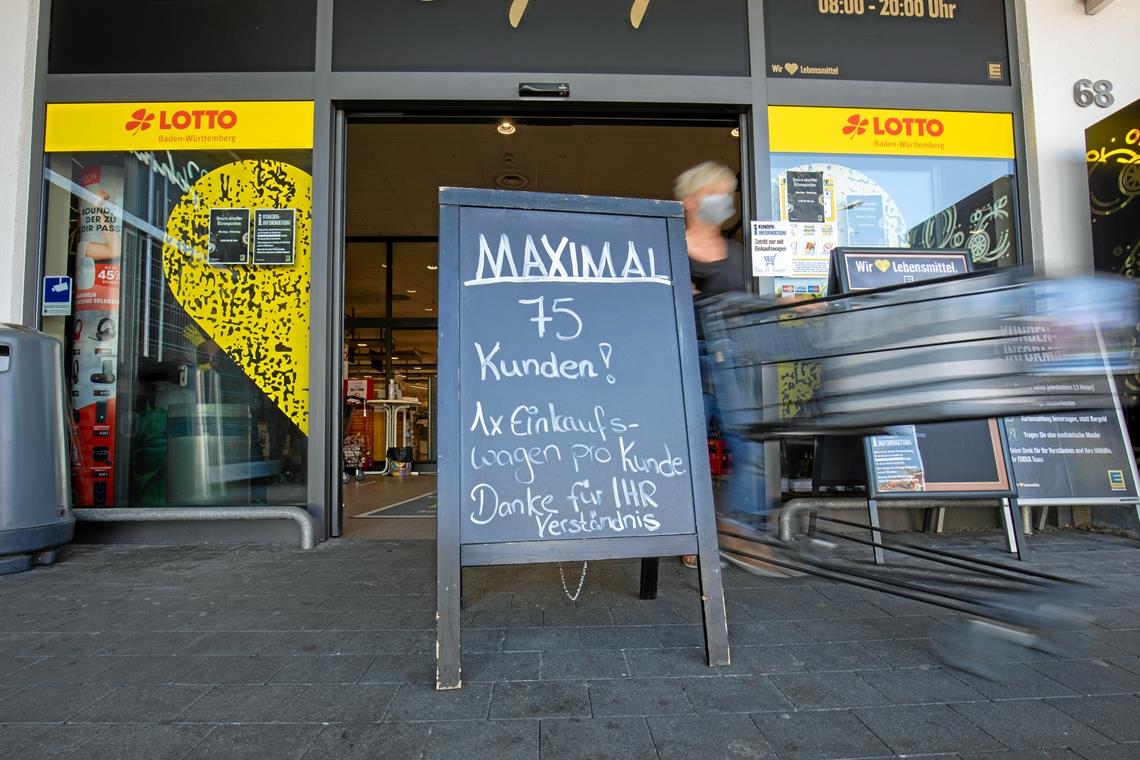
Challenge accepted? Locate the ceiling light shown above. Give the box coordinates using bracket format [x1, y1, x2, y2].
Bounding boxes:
[406, 289, 417, 294]
[357, 343, 368, 347]
[414, 366, 422, 370]
[495, 172, 529, 188]
[497, 121, 516, 135]
[427, 265, 438, 270]
[424, 307, 433, 312]
[731, 127, 741, 138]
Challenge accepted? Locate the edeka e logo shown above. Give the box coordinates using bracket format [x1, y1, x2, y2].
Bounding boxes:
[123, 107, 238, 135]
[125, 109, 155, 135]
[508, 0, 652, 28]
[843, 114, 868, 138]
[843, 113, 946, 140]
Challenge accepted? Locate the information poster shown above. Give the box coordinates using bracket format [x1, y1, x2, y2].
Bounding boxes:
[785, 170, 825, 223]
[253, 208, 297, 265]
[208, 208, 250, 265]
[844, 194, 886, 247]
[751, 221, 791, 277]
[779, 173, 836, 223]
[751, 220, 837, 282]
[71, 165, 124, 507]
[869, 425, 925, 492]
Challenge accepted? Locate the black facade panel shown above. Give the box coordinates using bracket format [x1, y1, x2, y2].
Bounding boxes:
[48, 0, 317, 74]
[333, 0, 750, 76]
[765, 0, 1010, 86]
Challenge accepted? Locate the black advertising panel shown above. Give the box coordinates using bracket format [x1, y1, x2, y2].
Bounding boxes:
[252, 209, 297, 266]
[910, 176, 1018, 271]
[764, 0, 1010, 86]
[833, 248, 971, 292]
[436, 188, 729, 689]
[333, 0, 749, 76]
[49, 1, 317, 74]
[1006, 400, 1139, 505]
[207, 209, 250, 266]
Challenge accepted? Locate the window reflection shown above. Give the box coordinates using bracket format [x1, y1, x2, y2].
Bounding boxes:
[770, 153, 1019, 270]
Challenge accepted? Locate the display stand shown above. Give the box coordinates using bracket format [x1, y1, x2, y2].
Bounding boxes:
[365, 398, 421, 475]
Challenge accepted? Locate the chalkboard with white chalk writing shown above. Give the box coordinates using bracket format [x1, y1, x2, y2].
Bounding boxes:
[457, 204, 696, 543]
[436, 188, 728, 690]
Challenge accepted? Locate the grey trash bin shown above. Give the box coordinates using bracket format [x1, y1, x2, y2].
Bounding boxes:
[0, 324, 74, 575]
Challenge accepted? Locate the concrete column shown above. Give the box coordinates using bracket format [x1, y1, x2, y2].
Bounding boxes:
[0, 0, 38, 324]
[1015, 0, 1140, 274]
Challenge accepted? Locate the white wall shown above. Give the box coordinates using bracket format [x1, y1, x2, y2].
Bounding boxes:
[0, 0, 38, 324]
[1019, 0, 1140, 273]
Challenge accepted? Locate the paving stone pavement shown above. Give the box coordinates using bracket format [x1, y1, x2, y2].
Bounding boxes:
[0, 530, 1137, 759]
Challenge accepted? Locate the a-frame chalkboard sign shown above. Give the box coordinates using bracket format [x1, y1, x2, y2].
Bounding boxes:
[436, 188, 730, 690]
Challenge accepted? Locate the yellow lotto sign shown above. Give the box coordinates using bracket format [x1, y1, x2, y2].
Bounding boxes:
[45, 101, 315, 152]
[769, 106, 1015, 160]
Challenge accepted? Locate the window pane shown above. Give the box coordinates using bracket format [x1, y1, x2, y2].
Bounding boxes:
[43, 148, 313, 507]
[393, 243, 439, 319]
[770, 153, 1019, 269]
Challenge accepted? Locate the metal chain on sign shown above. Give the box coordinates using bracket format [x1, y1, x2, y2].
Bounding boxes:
[558, 561, 588, 602]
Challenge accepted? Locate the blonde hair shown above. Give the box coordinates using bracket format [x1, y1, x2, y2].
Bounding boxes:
[674, 161, 737, 201]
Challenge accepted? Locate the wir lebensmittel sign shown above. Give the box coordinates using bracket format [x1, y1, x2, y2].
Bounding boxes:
[836, 249, 970, 292]
[435, 188, 728, 689]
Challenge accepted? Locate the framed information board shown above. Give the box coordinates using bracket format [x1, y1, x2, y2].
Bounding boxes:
[1004, 341, 1140, 518]
[436, 188, 729, 689]
[815, 247, 1027, 560]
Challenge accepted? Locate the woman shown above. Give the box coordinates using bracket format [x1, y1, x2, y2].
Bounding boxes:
[675, 161, 784, 576]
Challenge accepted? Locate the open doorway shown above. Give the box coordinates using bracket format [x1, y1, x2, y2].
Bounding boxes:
[339, 116, 744, 539]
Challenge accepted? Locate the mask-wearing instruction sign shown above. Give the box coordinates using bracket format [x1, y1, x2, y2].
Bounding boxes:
[1006, 405, 1138, 502]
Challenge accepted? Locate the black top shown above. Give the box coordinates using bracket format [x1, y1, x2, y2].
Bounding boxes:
[690, 240, 746, 297]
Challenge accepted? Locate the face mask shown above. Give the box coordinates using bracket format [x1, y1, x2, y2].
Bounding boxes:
[697, 193, 735, 225]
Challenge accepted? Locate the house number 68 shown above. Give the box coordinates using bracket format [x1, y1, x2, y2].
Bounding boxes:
[1074, 79, 1115, 108]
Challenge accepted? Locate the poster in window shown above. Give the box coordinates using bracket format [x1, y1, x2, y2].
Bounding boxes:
[784, 171, 826, 223]
[208, 208, 250, 265]
[253, 208, 297, 265]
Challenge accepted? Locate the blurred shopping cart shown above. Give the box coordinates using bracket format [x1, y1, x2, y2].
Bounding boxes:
[700, 268, 1140, 438]
[697, 268, 1139, 679]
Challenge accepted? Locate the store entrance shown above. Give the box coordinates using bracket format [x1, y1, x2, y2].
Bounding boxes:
[338, 115, 744, 539]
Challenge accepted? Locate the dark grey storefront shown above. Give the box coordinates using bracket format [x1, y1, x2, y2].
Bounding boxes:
[23, 0, 1035, 543]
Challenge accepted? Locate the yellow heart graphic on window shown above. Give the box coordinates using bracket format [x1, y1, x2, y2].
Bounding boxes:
[874, 259, 891, 272]
[162, 159, 311, 435]
[784, 62, 799, 75]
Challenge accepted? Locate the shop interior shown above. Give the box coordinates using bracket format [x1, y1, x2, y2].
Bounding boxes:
[339, 116, 743, 539]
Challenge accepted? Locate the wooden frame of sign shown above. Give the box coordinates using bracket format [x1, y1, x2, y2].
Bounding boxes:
[817, 248, 1029, 562]
[435, 188, 729, 690]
